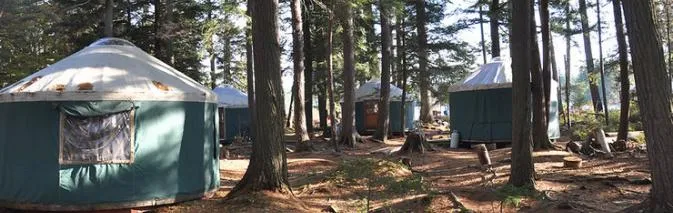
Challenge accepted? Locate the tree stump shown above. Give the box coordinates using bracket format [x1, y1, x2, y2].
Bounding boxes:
[397, 132, 435, 154]
[563, 156, 583, 168]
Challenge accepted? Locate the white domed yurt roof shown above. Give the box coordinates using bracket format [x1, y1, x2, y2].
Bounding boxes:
[213, 85, 248, 108]
[0, 38, 216, 103]
[448, 57, 512, 92]
[354, 80, 409, 102]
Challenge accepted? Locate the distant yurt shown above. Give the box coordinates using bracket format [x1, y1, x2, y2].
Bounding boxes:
[213, 85, 251, 144]
[353, 81, 415, 134]
[0, 38, 219, 211]
[448, 57, 560, 143]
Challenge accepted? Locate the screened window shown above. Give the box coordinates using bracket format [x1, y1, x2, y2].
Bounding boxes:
[59, 110, 135, 165]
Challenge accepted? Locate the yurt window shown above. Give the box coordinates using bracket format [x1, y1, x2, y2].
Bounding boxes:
[59, 110, 135, 165]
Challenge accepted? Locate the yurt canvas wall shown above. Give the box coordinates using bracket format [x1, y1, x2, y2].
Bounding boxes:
[353, 81, 415, 134]
[0, 38, 219, 210]
[448, 58, 560, 143]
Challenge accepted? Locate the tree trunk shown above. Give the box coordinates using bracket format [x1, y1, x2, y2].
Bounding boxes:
[105, 0, 114, 37]
[318, 76, 328, 130]
[565, 1, 572, 127]
[154, 0, 164, 60]
[396, 15, 404, 88]
[339, 1, 358, 148]
[399, 12, 408, 135]
[667, 0, 673, 88]
[579, 0, 604, 115]
[327, 2, 338, 151]
[227, 0, 292, 197]
[480, 5, 487, 64]
[303, 2, 314, 133]
[291, 0, 310, 145]
[551, 37, 563, 121]
[540, 0, 552, 123]
[532, 5, 554, 150]
[509, 0, 536, 189]
[245, 0, 256, 140]
[622, 1, 673, 211]
[397, 132, 434, 155]
[489, 0, 501, 58]
[416, 0, 432, 123]
[374, 0, 392, 142]
[597, 0, 609, 125]
[613, 0, 630, 142]
[208, 6, 217, 89]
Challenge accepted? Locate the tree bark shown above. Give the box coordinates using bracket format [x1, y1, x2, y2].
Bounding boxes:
[579, 0, 604, 115]
[622, 1, 673, 211]
[339, 1, 358, 148]
[327, 1, 338, 151]
[303, 1, 314, 133]
[245, 0, 256, 141]
[105, 0, 114, 37]
[291, 0, 310, 145]
[532, 4, 554, 150]
[396, 15, 404, 88]
[565, 1, 572, 127]
[374, 0, 392, 142]
[490, 0, 501, 58]
[399, 11, 408, 135]
[597, 0, 609, 125]
[480, 5, 487, 64]
[227, 0, 292, 196]
[540, 0, 552, 123]
[416, 0, 432, 123]
[509, 0, 536, 189]
[667, 0, 673, 88]
[613, 0, 630, 142]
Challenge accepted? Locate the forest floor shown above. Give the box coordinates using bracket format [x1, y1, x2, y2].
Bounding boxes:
[154, 130, 651, 213]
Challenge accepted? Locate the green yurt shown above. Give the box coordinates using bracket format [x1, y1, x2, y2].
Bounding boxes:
[213, 85, 251, 144]
[448, 57, 560, 143]
[353, 81, 415, 134]
[0, 38, 220, 211]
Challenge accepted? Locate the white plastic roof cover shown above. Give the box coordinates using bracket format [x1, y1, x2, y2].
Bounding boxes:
[213, 85, 248, 108]
[0, 38, 216, 103]
[448, 57, 512, 92]
[354, 80, 411, 102]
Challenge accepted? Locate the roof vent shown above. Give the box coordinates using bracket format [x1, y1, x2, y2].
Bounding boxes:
[89, 38, 136, 47]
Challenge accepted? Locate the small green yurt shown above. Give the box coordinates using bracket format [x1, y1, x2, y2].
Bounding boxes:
[213, 85, 251, 144]
[0, 38, 219, 211]
[448, 57, 560, 143]
[353, 81, 415, 134]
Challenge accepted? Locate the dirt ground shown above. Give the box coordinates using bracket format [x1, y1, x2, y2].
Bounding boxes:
[153, 132, 651, 213]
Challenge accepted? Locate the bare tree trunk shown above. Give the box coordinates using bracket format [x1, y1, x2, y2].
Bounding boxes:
[480, 5, 487, 64]
[374, 0, 392, 142]
[227, 0, 292, 197]
[613, 0, 630, 142]
[246, 0, 256, 140]
[105, 0, 114, 37]
[541, 0, 552, 123]
[399, 12, 408, 135]
[416, 0, 432, 123]
[597, 0, 609, 125]
[622, 1, 673, 211]
[667, 0, 673, 88]
[396, 15, 404, 88]
[532, 3, 554, 150]
[327, 1, 338, 151]
[339, 1, 358, 148]
[551, 38, 563, 121]
[579, 0, 604, 115]
[490, 0, 501, 58]
[208, 5, 217, 89]
[291, 0, 310, 145]
[565, 1, 572, 127]
[303, 1, 314, 133]
[509, 0, 535, 189]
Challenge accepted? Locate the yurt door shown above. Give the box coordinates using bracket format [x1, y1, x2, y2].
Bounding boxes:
[218, 107, 226, 142]
[364, 101, 378, 130]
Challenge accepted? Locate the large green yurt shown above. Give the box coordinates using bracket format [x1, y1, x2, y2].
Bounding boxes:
[353, 81, 415, 134]
[213, 85, 251, 144]
[448, 57, 560, 143]
[0, 38, 220, 211]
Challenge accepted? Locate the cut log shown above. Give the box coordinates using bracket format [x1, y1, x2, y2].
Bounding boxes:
[397, 132, 435, 154]
[563, 156, 583, 168]
[474, 144, 492, 166]
[594, 128, 613, 157]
